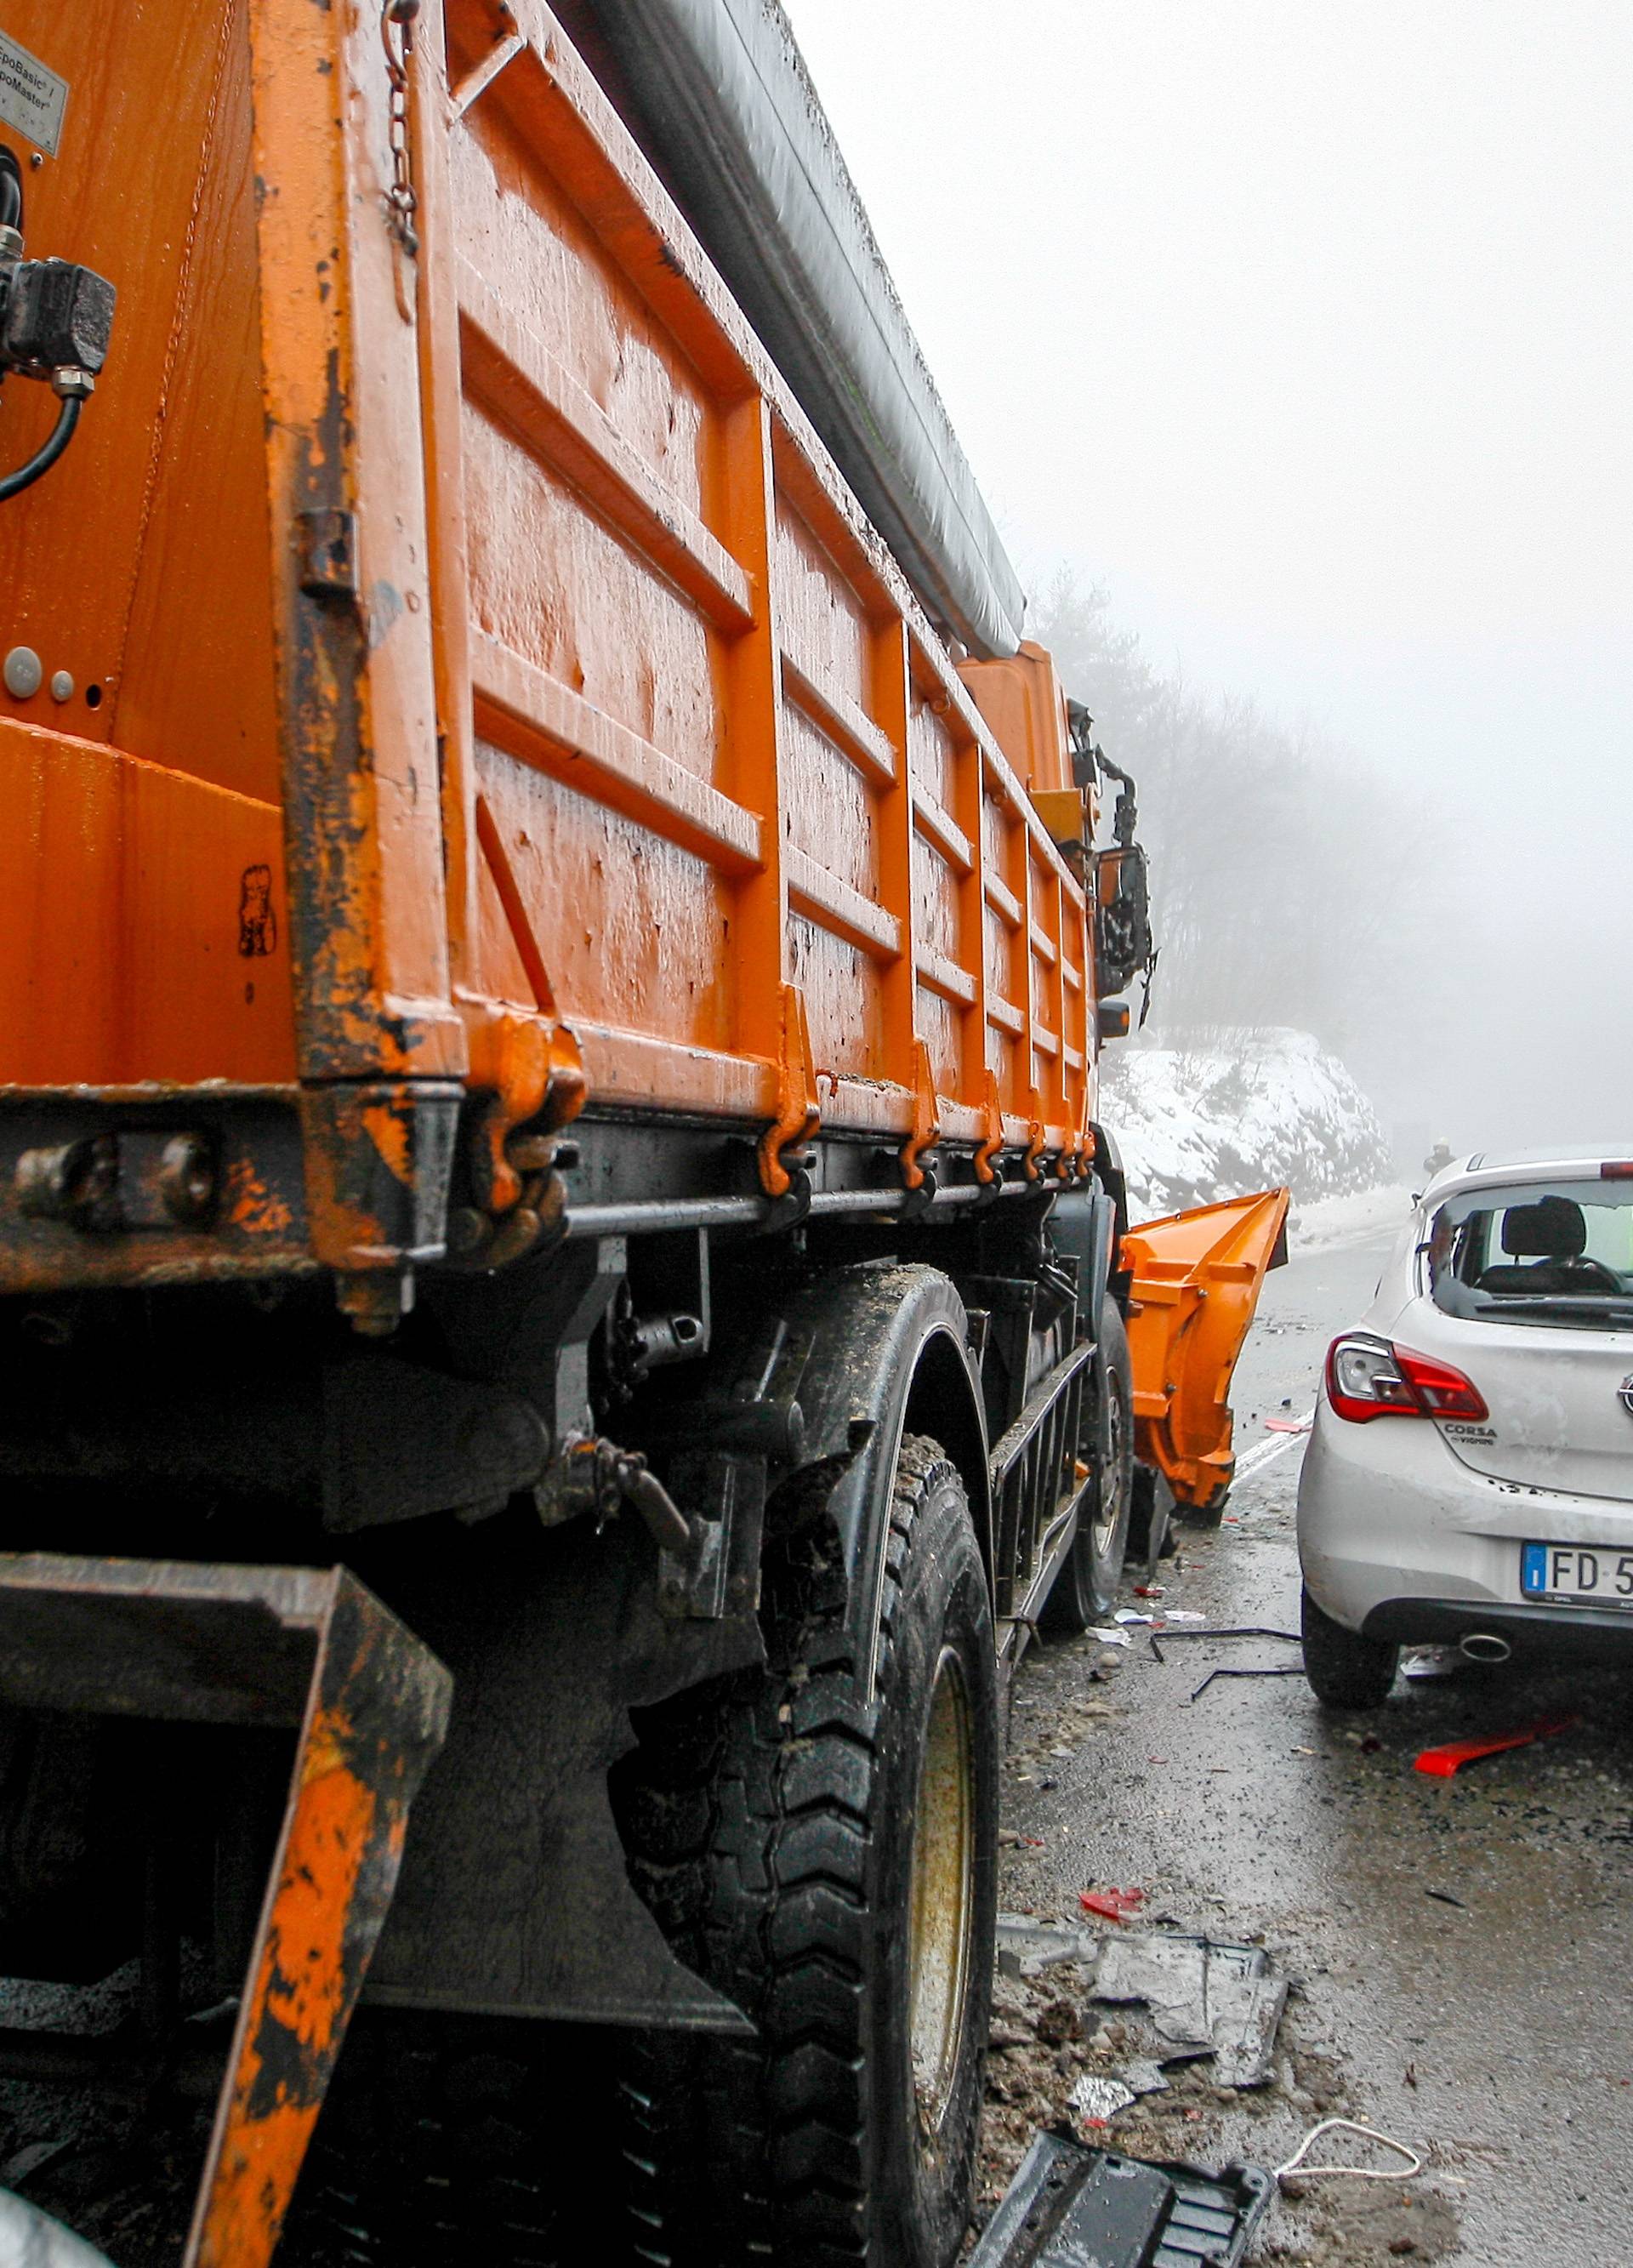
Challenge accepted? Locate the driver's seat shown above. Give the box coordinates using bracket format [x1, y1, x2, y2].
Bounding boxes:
[1476, 1194, 1591, 1294]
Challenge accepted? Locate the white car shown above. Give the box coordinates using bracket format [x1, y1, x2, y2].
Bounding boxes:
[1298, 1149, 1633, 1707]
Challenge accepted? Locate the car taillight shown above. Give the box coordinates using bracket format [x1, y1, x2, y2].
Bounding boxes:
[1325, 1334, 1488, 1424]
[1393, 1346, 1489, 1421]
[1327, 1334, 1417, 1421]
[1602, 1161, 1633, 1179]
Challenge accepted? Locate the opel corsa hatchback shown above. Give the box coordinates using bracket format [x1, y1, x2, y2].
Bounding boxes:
[1298, 1151, 1633, 1706]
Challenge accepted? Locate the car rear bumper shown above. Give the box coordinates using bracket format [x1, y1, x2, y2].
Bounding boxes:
[1296, 1399, 1633, 1637]
[1359, 1595, 1633, 1661]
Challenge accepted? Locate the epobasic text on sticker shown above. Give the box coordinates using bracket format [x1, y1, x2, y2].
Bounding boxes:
[0, 27, 66, 158]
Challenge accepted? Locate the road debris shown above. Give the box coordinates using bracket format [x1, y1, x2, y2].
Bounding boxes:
[1068, 2071, 1136, 2123]
[1273, 2116, 1424, 2185]
[1187, 1664, 1306, 1703]
[1092, 1933, 1289, 2088]
[996, 1914, 1100, 1977]
[1424, 1888, 1466, 1910]
[1413, 1713, 1579, 1777]
[1080, 1887, 1148, 1925]
[1142, 1625, 1302, 1643]
[1401, 1646, 1461, 1681]
[968, 2133, 1273, 2267]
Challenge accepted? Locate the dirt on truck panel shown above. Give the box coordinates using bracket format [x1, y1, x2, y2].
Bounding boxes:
[0, 3, 1279, 2263]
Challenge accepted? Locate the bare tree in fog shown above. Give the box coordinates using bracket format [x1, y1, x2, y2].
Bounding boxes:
[1033, 571, 1437, 1061]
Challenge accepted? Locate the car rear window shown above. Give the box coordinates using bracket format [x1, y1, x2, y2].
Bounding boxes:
[1425, 1179, 1633, 1331]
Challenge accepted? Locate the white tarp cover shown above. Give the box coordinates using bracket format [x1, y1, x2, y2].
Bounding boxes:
[581, 0, 1026, 658]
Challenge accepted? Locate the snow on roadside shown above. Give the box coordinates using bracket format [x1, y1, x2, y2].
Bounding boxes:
[1286, 1181, 1414, 1251]
[1100, 1027, 1393, 1221]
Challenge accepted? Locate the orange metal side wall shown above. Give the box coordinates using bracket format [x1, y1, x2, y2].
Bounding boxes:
[0, 0, 294, 1086]
[430, 0, 1100, 1169]
[0, 0, 1101, 1274]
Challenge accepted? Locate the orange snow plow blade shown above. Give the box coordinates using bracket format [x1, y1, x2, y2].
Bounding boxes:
[1121, 1188, 1292, 1512]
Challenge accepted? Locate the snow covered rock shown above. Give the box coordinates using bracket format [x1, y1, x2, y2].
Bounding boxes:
[1098, 1028, 1392, 1220]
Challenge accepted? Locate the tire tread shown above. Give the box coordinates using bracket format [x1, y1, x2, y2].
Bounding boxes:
[609, 1436, 972, 2267]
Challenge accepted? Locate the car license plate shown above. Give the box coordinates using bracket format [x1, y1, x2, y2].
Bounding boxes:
[1521, 1541, 1633, 1605]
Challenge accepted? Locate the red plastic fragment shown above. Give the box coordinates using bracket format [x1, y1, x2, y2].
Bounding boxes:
[1264, 1416, 1312, 1433]
[1079, 1887, 1147, 1924]
[1413, 1713, 1579, 1778]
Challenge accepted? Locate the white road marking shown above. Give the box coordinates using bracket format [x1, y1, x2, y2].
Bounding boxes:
[1234, 1412, 1315, 1483]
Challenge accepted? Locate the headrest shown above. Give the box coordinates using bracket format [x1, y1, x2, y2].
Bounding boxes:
[1501, 1195, 1586, 1258]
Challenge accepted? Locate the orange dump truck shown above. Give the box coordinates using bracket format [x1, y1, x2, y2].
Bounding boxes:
[0, 3, 1284, 2261]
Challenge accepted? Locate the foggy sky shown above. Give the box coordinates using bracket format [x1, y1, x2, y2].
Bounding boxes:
[781, 1, 1633, 1152]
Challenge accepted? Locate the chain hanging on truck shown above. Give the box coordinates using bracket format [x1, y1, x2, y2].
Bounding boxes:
[380, 0, 420, 259]
[0, 145, 116, 503]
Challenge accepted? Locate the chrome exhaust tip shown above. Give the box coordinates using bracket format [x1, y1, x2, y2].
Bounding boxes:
[1459, 1631, 1511, 1663]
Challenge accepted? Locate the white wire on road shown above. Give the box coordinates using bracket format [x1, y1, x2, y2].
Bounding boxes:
[1232, 1410, 1315, 1483]
[1272, 2115, 1424, 2184]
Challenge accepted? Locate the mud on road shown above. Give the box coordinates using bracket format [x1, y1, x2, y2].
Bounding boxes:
[980, 1223, 1633, 2268]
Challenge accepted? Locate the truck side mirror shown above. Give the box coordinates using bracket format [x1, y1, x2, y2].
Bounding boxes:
[1097, 999, 1130, 1041]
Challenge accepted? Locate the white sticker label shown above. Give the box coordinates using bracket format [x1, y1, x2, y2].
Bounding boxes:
[0, 28, 67, 158]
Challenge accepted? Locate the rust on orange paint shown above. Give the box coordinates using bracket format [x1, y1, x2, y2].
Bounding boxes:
[195, 1713, 373, 2268]
[361, 1103, 414, 1188]
[225, 1157, 295, 1239]
[186, 1567, 452, 2268]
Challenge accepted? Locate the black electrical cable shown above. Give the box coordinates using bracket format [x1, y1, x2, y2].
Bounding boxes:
[0, 395, 82, 503]
[0, 146, 22, 233]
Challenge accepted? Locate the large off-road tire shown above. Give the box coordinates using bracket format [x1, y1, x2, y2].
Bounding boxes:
[1300, 1583, 1399, 1709]
[611, 1434, 999, 2268]
[1039, 1297, 1135, 1633]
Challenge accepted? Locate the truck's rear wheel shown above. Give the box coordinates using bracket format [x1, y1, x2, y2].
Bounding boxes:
[612, 1434, 999, 2267]
[1039, 1297, 1134, 1633]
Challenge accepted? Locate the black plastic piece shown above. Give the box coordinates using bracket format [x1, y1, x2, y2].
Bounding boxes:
[1050, 1185, 1118, 1317]
[3, 257, 116, 373]
[970, 2134, 1272, 2268]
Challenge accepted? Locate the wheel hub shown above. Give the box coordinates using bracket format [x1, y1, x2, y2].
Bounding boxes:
[908, 1647, 975, 2134]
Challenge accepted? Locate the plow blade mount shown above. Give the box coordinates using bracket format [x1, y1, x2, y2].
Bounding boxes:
[1121, 1188, 1291, 1511]
[0, 1556, 452, 2268]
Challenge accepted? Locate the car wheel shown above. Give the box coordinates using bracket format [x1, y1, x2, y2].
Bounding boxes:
[1040, 1298, 1135, 1633]
[1300, 1584, 1399, 1708]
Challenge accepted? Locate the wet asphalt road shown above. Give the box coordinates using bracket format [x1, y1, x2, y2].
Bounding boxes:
[997, 1220, 1633, 2267]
